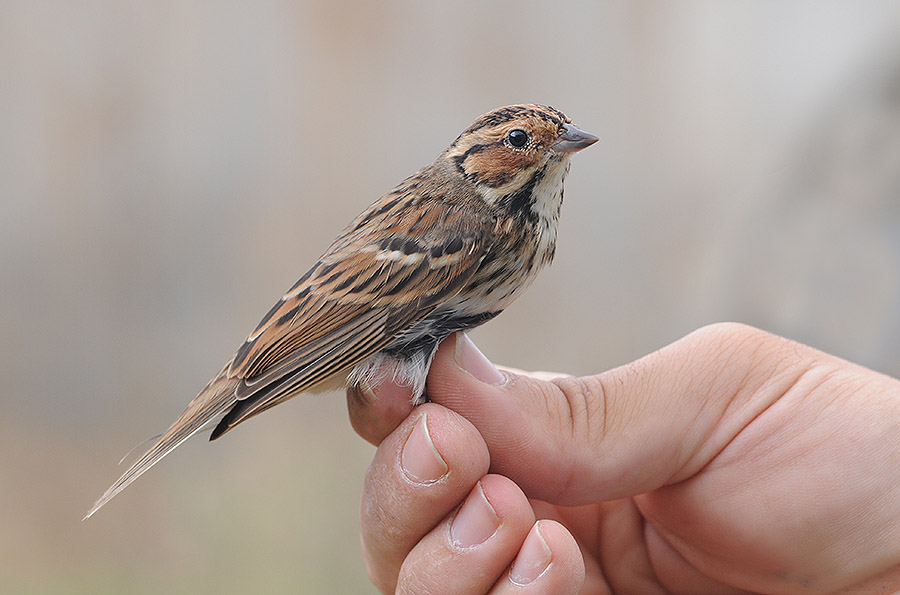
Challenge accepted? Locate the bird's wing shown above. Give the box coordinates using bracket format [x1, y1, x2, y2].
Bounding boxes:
[85, 197, 491, 518]
[214, 204, 491, 436]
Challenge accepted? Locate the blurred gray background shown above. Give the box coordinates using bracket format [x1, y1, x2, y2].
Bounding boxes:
[3, 1, 899, 592]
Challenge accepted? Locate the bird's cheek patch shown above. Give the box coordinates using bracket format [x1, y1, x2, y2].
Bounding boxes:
[465, 145, 533, 188]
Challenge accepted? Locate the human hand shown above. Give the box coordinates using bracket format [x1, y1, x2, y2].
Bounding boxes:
[348, 323, 900, 593]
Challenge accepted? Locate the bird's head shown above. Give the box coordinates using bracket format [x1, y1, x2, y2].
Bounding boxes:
[444, 104, 598, 206]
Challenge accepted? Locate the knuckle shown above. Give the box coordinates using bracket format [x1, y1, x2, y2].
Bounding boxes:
[688, 321, 771, 349]
[686, 322, 816, 375]
[551, 374, 608, 445]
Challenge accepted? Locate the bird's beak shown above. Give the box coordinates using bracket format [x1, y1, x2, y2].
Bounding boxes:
[552, 123, 599, 153]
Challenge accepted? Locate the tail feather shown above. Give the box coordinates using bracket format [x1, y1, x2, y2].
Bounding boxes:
[83, 363, 239, 520]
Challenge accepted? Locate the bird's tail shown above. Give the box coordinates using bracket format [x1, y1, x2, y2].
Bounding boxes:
[83, 361, 239, 520]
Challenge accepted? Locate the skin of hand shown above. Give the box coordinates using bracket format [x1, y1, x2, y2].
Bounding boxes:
[347, 323, 900, 594]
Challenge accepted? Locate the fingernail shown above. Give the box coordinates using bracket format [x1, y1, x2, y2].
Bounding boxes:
[353, 379, 377, 402]
[450, 481, 500, 548]
[455, 333, 505, 385]
[509, 521, 552, 585]
[401, 414, 448, 484]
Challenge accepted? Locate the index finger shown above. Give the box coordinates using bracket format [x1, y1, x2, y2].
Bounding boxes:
[347, 377, 416, 446]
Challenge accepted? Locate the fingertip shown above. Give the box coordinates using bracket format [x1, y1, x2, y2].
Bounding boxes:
[401, 413, 449, 485]
[476, 474, 535, 529]
[508, 521, 553, 585]
[447, 474, 535, 553]
[453, 332, 506, 385]
[418, 403, 491, 481]
[508, 520, 585, 592]
[393, 473, 538, 594]
[426, 333, 514, 414]
[347, 377, 416, 446]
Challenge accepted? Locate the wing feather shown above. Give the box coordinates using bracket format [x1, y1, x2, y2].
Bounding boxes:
[83, 360, 240, 519]
[214, 318, 393, 435]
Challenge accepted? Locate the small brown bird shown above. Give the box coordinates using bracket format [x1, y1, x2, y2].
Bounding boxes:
[85, 104, 597, 518]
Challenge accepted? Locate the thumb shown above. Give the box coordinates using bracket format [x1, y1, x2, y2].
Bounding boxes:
[425, 324, 819, 505]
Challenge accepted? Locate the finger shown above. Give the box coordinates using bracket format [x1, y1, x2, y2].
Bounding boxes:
[345, 361, 570, 446]
[496, 365, 572, 382]
[347, 376, 416, 446]
[425, 324, 830, 505]
[489, 520, 586, 594]
[395, 474, 535, 595]
[360, 404, 489, 593]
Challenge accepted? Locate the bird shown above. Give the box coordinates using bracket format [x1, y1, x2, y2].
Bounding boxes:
[84, 104, 598, 519]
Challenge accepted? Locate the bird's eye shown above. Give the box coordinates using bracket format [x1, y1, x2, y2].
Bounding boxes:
[507, 129, 529, 148]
